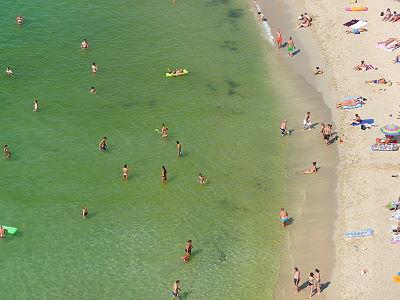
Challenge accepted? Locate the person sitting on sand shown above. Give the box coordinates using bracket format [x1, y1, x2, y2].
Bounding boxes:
[351, 113, 362, 124]
[81, 39, 89, 49]
[0, 226, 6, 238]
[365, 78, 388, 84]
[304, 162, 318, 174]
[99, 137, 107, 150]
[297, 16, 310, 28]
[3, 144, 12, 158]
[16, 15, 24, 25]
[5, 67, 13, 76]
[354, 61, 377, 71]
[279, 208, 289, 227]
[314, 66, 323, 75]
[198, 173, 207, 185]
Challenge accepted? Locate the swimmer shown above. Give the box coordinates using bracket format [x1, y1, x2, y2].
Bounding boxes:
[276, 29, 283, 49]
[198, 173, 207, 185]
[91, 62, 97, 73]
[3, 145, 12, 159]
[90, 87, 96, 94]
[0, 226, 6, 238]
[293, 267, 300, 293]
[172, 280, 181, 298]
[122, 164, 129, 179]
[280, 120, 287, 136]
[176, 141, 182, 158]
[161, 166, 167, 182]
[314, 67, 323, 75]
[99, 137, 107, 151]
[81, 39, 89, 49]
[181, 240, 193, 262]
[82, 207, 88, 219]
[161, 124, 168, 139]
[5, 67, 13, 76]
[33, 99, 39, 112]
[279, 208, 289, 227]
[16, 15, 24, 25]
[304, 161, 318, 174]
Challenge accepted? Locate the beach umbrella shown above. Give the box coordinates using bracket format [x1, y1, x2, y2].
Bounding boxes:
[380, 125, 400, 136]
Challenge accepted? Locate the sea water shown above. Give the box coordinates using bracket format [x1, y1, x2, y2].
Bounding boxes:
[0, 0, 286, 298]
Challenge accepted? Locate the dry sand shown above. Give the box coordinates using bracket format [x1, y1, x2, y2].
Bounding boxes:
[253, 0, 400, 299]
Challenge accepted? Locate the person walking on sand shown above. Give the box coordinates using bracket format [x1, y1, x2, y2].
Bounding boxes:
[287, 37, 295, 57]
[122, 164, 129, 179]
[176, 141, 182, 158]
[172, 280, 181, 298]
[303, 112, 311, 130]
[314, 66, 323, 75]
[82, 207, 88, 219]
[280, 120, 287, 136]
[308, 272, 315, 298]
[3, 145, 12, 159]
[276, 29, 283, 49]
[315, 269, 321, 294]
[33, 99, 39, 112]
[293, 267, 300, 293]
[161, 166, 167, 182]
[279, 208, 289, 227]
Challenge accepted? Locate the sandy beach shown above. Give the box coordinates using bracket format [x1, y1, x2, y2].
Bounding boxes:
[253, 0, 400, 298]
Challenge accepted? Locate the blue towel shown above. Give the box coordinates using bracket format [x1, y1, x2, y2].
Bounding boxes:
[351, 119, 374, 126]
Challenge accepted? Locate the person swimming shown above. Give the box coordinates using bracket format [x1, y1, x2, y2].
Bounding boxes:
[33, 99, 39, 112]
[304, 162, 318, 174]
[82, 207, 88, 219]
[161, 124, 168, 139]
[91, 62, 97, 73]
[3, 145, 11, 158]
[198, 173, 207, 185]
[99, 137, 107, 150]
[90, 87, 96, 94]
[16, 15, 24, 25]
[176, 141, 182, 158]
[0, 226, 6, 238]
[122, 164, 129, 179]
[161, 166, 167, 182]
[181, 240, 193, 262]
[5, 67, 13, 76]
[81, 39, 89, 49]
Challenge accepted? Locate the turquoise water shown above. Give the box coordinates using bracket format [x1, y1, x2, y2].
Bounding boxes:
[0, 0, 286, 298]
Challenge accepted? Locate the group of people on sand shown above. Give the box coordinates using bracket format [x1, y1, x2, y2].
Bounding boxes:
[275, 29, 296, 58]
[297, 13, 312, 29]
[293, 267, 322, 298]
[381, 8, 400, 22]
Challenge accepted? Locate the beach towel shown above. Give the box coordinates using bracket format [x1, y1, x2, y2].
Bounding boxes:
[389, 212, 400, 221]
[371, 143, 399, 151]
[350, 20, 368, 30]
[351, 119, 374, 126]
[343, 19, 359, 26]
[391, 235, 400, 244]
[343, 103, 362, 109]
[344, 228, 374, 238]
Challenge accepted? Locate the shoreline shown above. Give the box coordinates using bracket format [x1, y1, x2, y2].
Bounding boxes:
[250, 0, 339, 299]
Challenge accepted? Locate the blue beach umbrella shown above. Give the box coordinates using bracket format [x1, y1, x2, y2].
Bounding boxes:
[380, 125, 400, 136]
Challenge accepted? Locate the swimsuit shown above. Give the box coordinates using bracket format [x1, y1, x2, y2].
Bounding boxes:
[280, 128, 286, 135]
[293, 278, 300, 285]
[288, 45, 294, 52]
[280, 217, 289, 222]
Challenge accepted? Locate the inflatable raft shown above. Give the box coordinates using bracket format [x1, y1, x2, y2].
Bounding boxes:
[1, 225, 17, 234]
[166, 69, 188, 78]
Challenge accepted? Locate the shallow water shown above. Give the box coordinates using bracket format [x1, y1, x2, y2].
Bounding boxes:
[0, 0, 286, 298]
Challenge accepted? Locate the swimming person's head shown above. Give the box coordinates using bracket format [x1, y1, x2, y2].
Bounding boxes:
[176, 141, 179, 144]
[93, 62, 96, 65]
[124, 164, 127, 168]
[188, 240, 192, 243]
[103, 136, 107, 140]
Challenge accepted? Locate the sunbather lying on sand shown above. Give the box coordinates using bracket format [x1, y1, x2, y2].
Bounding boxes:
[346, 28, 367, 34]
[336, 97, 365, 108]
[354, 61, 377, 71]
[389, 12, 400, 22]
[382, 9, 392, 21]
[365, 78, 389, 84]
[378, 38, 398, 46]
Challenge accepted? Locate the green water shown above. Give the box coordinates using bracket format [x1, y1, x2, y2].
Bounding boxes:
[0, 0, 286, 299]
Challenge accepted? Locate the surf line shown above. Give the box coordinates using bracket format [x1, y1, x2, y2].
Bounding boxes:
[252, 0, 274, 46]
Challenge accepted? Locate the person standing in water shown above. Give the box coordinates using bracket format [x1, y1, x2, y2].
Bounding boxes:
[276, 29, 283, 49]
[161, 166, 167, 182]
[90, 87, 96, 94]
[279, 208, 289, 227]
[0, 226, 6, 238]
[99, 137, 107, 151]
[3, 145, 12, 159]
[33, 99, 39, 112]
[181, 240, 193, 262]
[176, 141, 182, 158]
[122, 164, 129, 179]
[198, 173, 207, 185]
[91, 62, 97, 73]
[287, 37, 295, 57]
[5, 67, 13, 76]
[82, 207, 88, 219]
[293, 267, 300, 293]
[161, 124, 168, 139]
[172, 280, 181, 298]
[280, 120, 287, 136]
[315, 269, 321, 294]
[81, 39, 89, 49]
